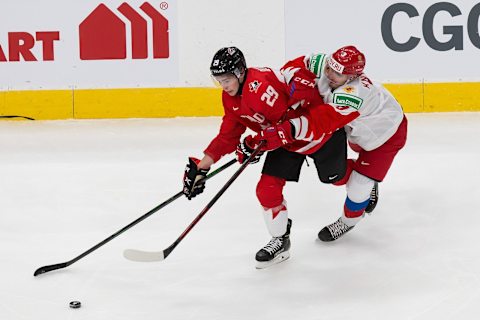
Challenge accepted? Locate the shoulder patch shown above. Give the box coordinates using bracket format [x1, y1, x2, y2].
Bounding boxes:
[333, 93, 364, 110]
[248, 80, 262, 93]
[343, 86, 356, 94]
[309, 54, 326, 77]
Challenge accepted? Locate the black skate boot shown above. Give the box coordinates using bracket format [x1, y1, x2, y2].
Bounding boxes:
[255, 219, 292, 269]
[318, 217, 354, 242]
[365, 182, 378, 214]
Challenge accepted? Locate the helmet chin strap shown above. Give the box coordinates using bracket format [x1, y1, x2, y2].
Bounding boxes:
[235, 68, 247, 96]
[346, 74, 359, 84]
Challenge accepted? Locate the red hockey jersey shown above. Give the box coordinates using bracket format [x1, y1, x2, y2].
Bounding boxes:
[204, 67, 331, 162]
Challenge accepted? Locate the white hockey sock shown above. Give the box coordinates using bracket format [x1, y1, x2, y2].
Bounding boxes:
[341, 171, 376, 227]
[262, 201, 288, 237]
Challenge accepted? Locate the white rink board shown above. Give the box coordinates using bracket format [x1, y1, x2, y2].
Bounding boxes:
[0, 0, 178, 90]
[285, 0, 480, 83]
[0, 0, 286, 90]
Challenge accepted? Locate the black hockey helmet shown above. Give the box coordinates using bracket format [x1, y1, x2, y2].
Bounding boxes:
[210, 47, 246, 78]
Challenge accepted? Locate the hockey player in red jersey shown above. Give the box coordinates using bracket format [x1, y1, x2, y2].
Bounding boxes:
[250, 45, 408, 242]
[182, 47, 348, 268]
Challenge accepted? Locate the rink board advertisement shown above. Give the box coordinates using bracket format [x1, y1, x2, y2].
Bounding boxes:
[285, 0, 480, 112]
[0, 0, 178, 90]
[285, 0, 480, 83]
[1, 0, 479, 119]
[0, 0, 203, 119]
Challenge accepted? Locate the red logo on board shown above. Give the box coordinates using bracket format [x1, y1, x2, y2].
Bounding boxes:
[79, 2, 169, 60]
[0, 32, 60, 62]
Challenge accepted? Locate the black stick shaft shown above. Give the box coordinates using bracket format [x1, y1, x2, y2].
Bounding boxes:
[0, 115, 35, 120]
[34, 158, 237, 276]
[163, 142, 265, 259]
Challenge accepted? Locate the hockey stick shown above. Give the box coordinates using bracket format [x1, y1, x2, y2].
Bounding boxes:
[123, 141, 265, 262]
[33, 158, 237, 276]
[0, 115, 35, 120]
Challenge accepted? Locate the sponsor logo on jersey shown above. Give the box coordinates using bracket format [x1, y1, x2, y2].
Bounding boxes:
[333, 93, 363, 110]
[309, 54, 325, 77]
[343, 86, 355, 94]
[248, 80, 262, 93]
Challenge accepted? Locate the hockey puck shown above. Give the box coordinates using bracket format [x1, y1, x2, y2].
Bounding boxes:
[69, 301, 81, 309]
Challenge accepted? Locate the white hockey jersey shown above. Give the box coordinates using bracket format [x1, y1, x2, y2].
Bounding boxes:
[283, 53, 404, 151]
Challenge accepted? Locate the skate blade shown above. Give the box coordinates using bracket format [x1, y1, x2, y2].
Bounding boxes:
[255, 251, 290, 269]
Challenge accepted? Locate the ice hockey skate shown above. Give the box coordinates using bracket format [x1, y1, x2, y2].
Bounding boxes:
[318, 217, 354, 242]
[255, 219, 292, 269]
[365, 182, 379, 214]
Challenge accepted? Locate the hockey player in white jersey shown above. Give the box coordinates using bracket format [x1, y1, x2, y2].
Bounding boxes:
[250, 45, 408, 241]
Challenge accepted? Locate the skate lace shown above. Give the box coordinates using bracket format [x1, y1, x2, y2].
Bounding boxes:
[366, 183, 378, 216]
[327, 219, 351, 239]
[370, 184, 377, 202]
[263, 237, 283, 254]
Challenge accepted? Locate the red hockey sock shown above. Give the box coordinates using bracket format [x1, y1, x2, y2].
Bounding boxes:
[256, 174, 286, 208]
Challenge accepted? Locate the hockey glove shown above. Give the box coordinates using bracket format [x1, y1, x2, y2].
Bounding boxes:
[183, 157, 210, 200]
[282, 67, 318, 105]
[236, 136, 264, 164]
[251, 121, 296, 151]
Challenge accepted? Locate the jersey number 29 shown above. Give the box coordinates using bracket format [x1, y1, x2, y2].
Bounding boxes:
[261, 85, 279, 107]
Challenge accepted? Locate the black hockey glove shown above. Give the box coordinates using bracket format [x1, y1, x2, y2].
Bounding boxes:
[236, 136, 264, 164]
[183, 157, 210, 200]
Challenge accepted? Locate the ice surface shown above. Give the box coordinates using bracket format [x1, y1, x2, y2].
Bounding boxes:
[1, 113, 480, 320]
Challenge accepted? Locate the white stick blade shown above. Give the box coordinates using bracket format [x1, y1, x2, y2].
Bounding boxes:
[123, 249, 165, 262]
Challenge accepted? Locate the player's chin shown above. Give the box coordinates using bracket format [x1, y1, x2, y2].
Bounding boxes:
[329, 81, 341, 89]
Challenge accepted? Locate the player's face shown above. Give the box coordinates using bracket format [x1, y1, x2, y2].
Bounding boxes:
[213, 74, 240, 96]
[325, 65, 349, 89]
